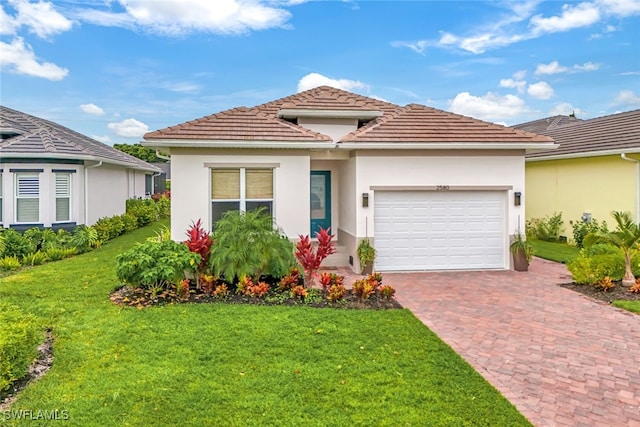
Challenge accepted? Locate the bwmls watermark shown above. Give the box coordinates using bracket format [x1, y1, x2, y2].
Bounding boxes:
[3, 409, 69, 421]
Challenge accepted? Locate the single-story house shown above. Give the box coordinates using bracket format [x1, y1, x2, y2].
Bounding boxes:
[143, 86, 554, 272]
[513, 109, 640, 225]
[0, 106, 160, 231]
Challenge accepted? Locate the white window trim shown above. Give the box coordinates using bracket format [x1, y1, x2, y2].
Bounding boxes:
[14, 171, 41, 224]
[55, 172, 72, 223]
[210, 167, 275, 222]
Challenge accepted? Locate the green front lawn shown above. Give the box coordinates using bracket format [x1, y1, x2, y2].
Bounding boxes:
[529, 239, 579, 263]
[613, 300, 640, 314]
[0, 221, 530, 426]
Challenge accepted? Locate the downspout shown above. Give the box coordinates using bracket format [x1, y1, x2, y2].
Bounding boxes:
[621, 153, 639, 222]
[84, 161, 103, 225]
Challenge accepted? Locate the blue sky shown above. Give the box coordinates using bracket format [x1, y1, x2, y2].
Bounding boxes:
[1, 0, 639, 145]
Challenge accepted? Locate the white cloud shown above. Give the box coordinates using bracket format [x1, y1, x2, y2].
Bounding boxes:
[161, 81, 202, 93]
[549, 102, 586, 117]
[499, 70, 527, 93]
[500, 78, 527, 93]
[108, 118, 149, 138]
[0, 37, 68, 80]
[448, 92, 531, 122]
[530, 2, 600, 34]
[535, 60, 599, 75]
[573, 61, 600, 71]
[80, 103, 105, 115]
[78, 0, 291, 35]
[612, 90, 640, 106]
[535, 60, 569, 75]
[92, 135, 112, 144]
[598, 0, 640, 16]
[297, 73, 369, 93]
[0, 4, 18, 35]
[9, 0, 73, 39]
[528, 81, 555, 99]
[390, 40, 428, 54]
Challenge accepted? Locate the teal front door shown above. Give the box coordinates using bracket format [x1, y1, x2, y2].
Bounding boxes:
[310, 171, 331, 235]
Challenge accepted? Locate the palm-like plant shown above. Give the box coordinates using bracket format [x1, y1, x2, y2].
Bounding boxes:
[584, 211, 640, 286]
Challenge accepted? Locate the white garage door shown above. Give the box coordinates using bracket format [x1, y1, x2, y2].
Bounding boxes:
[374, 191, 506, 271]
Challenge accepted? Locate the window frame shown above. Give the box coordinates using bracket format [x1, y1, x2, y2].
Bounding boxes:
[210, 167, 275, 225]
[0, 171, 3, 225]
[14, 171, 41, 224]
[54, 172, 72, 223]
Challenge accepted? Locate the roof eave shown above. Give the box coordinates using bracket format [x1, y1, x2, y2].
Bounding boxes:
[338, 142, 558, 150]
[142, 139, 337, 150]
[0, 152, 160, 172]
[526, 148, 640, 162]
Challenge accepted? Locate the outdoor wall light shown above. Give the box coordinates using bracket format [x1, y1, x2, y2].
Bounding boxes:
[362, 193, 369, 208]
[514, 192, 521, 206]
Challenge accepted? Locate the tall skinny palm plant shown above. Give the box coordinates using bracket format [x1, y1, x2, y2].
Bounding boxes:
[584, 211, 640, 286]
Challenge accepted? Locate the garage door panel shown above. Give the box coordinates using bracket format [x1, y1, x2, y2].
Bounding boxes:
[374, 191, 506, 271]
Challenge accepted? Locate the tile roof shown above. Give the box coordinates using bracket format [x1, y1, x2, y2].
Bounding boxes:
[342, 103, 552, 143]
[511, 115, 582, 134]
[524, 109, 640, 159]
[0, 106, 159, 172]
[144, 86, 553, 145]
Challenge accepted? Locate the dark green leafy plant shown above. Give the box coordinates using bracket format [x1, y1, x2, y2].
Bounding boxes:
[121, 213, 139, 233]
[70, 225, 100, 253]
[1, 228, 35, 258]
[571, 218, 608, 248]
[584, 211, 640, 286]
[208, 208, 296, 281]
[526, 212, 564, 241]
[22, 251, 48, 266]
[0, 303, 43, 393]
[126, 198, 158, 226]
[115, 240, 200, 289]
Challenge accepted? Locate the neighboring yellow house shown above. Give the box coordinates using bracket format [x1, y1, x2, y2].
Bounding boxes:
[514, 109, 640, 230]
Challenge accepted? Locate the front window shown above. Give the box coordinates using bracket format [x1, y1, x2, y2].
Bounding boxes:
[15, 173, 40, 223]
[55, 173, 71, 222]
[211, 168, 273, 225]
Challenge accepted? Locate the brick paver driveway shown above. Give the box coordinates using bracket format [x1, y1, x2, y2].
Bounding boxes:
[384, 258, 640, 427]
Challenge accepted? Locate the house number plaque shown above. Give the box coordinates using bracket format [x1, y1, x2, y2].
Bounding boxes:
[436, 185, 450, 191]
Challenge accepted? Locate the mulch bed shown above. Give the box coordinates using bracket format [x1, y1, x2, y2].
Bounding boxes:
[559, 282, 640, 304]
[110, 285, 403, 310]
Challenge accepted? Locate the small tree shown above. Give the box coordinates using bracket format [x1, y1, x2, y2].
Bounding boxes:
[584, 211, 640, 286]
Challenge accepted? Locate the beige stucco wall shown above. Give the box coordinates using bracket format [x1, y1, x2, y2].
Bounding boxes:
[169, 148, 311, 240]
[86, 164, 148, 224]
[297, 118, 357, 142]
[526, 155, 638, 226]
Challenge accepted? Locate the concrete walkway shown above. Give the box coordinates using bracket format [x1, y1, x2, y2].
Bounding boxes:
[383, 258, 640, 427]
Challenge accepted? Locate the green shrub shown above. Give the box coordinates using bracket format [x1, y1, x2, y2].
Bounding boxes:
[1, 229, 35, 259]
[0, 232, 5, 256]
[155, 195, 171, 219]
[571, 218, 609, 248]
[70, 225, 100, 253]
[567, 247, 626, 284]
[121, 213, 139, 233]
[526, 212, 564, 242]
[22, 251, 48, 266]
[126, 198, 157, 226]
[0, 255, 21, 271]
[94, 216, 125, 242]
[0, 303, 43, 393]
[115, 240, 200, 289]
[208, 208, 296, 281]
[45, 247, 66, 261]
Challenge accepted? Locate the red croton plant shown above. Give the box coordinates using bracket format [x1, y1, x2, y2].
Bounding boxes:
[184, 219, 213, 289]
[295, 227, 336, 288]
